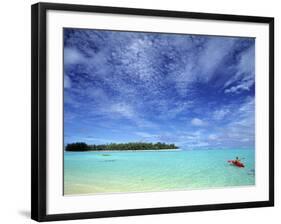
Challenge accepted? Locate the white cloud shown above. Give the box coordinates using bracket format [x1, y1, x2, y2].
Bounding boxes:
[191, 118, 206, 126]
[110, 103, 135, 119]
[224, 46, 255, 94]
[169, 37, 237, 97]
[64, 30, 255, 148]
[64, 47, 85, 65]
[213, 108, 230, 120]
[64, 74, 72, 89]
[135, 132, 157, 138]
[208, 134, 218, 141]
[224, 79, 253, 94]
[239, 97, 254, 113]
[197, 38, 236, 82]
[211, 97, 255, 147]
[97, 102, 158, 129]
[157, 101, 193, 119]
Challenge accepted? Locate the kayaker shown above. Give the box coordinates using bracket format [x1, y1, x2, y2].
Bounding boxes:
[227, 157, 245, 168]
[234, 156, 241, 163]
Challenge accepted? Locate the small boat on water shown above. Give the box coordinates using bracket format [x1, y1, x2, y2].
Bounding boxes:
[227, 160, 245, 168]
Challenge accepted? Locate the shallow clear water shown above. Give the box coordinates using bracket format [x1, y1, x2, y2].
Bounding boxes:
[64, 149, 255, 195]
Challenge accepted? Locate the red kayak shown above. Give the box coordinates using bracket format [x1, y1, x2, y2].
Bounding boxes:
[227, 160, 245, 168]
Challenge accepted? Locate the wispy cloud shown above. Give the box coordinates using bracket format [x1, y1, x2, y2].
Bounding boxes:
[224, 45, 255, 94]
[191, 118, 207, 127]
[213, 108, 230, 120]
[135, 131, 158, 138]
[110, 103, 135, 119]
[64, 47, 85, 65]
[64, 73, 72, 89]
[208, 134, 218, 141]
[64, 28, 255, 148]
[196, 38, 237, 82]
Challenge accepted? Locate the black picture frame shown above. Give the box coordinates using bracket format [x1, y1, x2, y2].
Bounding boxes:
[31, 2, 274, 222]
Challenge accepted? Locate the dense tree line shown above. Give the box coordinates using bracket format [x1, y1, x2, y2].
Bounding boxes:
[65, 142, 178, 151]
[64, 142, 89, 151]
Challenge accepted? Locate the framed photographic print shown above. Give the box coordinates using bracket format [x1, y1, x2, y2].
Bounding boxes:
[31, 2, 274, 222]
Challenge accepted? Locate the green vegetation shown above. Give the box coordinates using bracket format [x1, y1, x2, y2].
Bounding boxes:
[65, 142, 89, 151]
[65, 142, 178, 151]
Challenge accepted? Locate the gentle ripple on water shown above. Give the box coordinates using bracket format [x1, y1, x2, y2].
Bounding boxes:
[64, 149, 255, 195]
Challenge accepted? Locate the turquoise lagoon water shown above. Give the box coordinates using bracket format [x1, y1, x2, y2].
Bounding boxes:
[64, 149, 255, 195]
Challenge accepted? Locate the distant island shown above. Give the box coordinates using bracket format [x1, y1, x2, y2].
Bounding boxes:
[65, 142, 179, 151]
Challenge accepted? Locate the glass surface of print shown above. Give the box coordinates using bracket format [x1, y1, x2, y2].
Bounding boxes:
[63, 28, 255, 195]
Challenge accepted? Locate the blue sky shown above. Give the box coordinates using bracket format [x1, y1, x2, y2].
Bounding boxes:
[64, 28, 255, 149]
